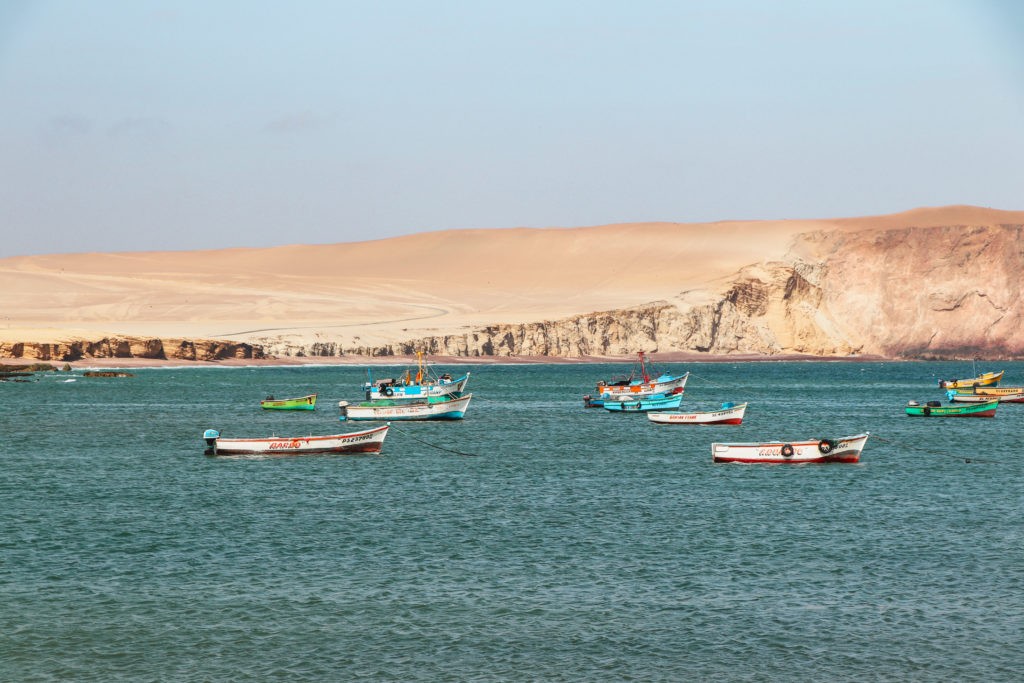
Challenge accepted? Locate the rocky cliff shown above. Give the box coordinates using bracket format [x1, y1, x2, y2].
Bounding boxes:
[264, 220, 1024, 360]
[0, 338, 264, 362]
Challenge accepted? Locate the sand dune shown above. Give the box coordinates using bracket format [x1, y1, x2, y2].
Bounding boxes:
[2, 205, 1022, 357]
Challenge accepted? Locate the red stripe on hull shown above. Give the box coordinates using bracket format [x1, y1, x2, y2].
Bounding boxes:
[908, 411, 996, 418]
[713, 454, 860, 464]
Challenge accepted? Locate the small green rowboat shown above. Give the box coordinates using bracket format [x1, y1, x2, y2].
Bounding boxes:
[905, 399, 997, 417]
[260, 393, 317, 411]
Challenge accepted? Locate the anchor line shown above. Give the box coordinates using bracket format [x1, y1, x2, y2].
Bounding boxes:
[870, 433, 1001, 464]
[685, 372, 735, 391]
[386, 423, 480, 457]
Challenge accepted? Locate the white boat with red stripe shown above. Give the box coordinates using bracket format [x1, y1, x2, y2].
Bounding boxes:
[203, 424, 388, 456]
[648, 402, 747, 425]
[712, 432, 869, 464]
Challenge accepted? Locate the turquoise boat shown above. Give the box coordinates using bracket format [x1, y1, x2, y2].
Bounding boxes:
[905, 399, 997, 417]
[603, 393, 683, 412]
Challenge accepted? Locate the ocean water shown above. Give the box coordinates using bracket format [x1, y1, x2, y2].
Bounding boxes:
[2, 361, 1022, 682]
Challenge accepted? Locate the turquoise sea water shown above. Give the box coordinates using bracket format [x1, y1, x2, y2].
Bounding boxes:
[2, 361, 1022, 681]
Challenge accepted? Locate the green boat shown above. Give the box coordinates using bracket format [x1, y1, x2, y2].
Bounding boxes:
[260, 393, 317, 410]
[905, 399, 997, 417]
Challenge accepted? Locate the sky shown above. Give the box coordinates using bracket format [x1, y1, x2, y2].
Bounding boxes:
[0, 0, 1022, 257]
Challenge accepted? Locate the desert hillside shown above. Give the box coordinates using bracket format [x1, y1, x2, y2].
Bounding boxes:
[2, 205, 1022, 362]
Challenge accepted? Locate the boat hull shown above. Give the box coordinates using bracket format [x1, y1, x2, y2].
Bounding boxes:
[905, 400, 998, 417]
[712, 433, 869, 464]
[604, 393, 683, 412]
[260, 394, 317, 410]
[649, 403, 747, 425]
[204, 425, 388, 456]
[365, 374, 469, 401]
[594, 373, 689, 399]
[949, 387, 1024, 403]
[340, 394, 472, 421]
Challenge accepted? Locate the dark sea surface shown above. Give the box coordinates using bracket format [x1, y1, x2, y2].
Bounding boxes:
[2, 361, 1022, 682]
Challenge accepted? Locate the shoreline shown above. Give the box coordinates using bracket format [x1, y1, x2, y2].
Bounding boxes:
[13, 352, 903, 370]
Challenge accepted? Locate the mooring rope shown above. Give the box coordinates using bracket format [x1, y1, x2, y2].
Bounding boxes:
[685, 371, 736, 391]
[386, 423, 480, 457]
[870, 433, 1000, 464]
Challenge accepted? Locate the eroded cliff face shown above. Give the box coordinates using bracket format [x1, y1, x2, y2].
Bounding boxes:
[321, 261, 860, 358]
[0, 338, 264, 362]
[815, 223, 1024, 358]
[265, 222, 1022, 360]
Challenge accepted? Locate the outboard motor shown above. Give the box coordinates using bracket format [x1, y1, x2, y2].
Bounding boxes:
[203, 429, 220, 455]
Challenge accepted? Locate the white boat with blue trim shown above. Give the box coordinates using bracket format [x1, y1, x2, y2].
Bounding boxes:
[339, 393, 472, 421]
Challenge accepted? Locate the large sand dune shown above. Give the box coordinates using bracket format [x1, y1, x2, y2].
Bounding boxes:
[2, 205, 1022, 360]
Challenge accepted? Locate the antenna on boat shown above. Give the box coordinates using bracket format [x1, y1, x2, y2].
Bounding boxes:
[638, 351, 650, 383]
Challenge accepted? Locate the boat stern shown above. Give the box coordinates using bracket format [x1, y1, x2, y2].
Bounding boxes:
[203, 429, 220, 455]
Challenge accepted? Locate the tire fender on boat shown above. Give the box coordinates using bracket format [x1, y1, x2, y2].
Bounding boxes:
[818, 439, 835, 454]
[383, 386, 394, 397]
[781, 444, 794, 457]
[923, 406, 931, 416]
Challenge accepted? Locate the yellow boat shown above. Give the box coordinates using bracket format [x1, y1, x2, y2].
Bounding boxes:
[938, 370, 1003, 389]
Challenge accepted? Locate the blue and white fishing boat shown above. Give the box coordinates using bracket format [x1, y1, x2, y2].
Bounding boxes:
[339, 393, 472, 421]
[603, 392, 683, 412]
[363, 352, 470, 401]
[584, 351, 687, 407]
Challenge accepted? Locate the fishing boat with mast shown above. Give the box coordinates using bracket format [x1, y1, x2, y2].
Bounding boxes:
[339, 393, 472, 421]
[362, 352, 469, 401]
[937, 369, 1003, 389]
[583, 351, 688, 408]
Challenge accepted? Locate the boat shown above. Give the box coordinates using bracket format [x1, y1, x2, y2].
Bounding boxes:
[259, 393, 317, 410]
[937, 370, 1003, 389]
[202, 424, 388, 456]
[711, 432, 869, 464]
[947, 387, 1024, 403]
[584, 352, 688, 407]
[603, 392, 683, 412]
[905, 399, 998, 417]
[363, 352, 469, 401]
[339, 393, 472, 421]
[584, 382, 686, 408]
[648, 402, 747, 425]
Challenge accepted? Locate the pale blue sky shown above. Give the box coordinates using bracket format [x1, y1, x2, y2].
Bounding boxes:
[0, 0, 1021, 257]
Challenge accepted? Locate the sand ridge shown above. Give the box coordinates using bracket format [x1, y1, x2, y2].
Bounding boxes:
[2, 206, 1022, 351]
